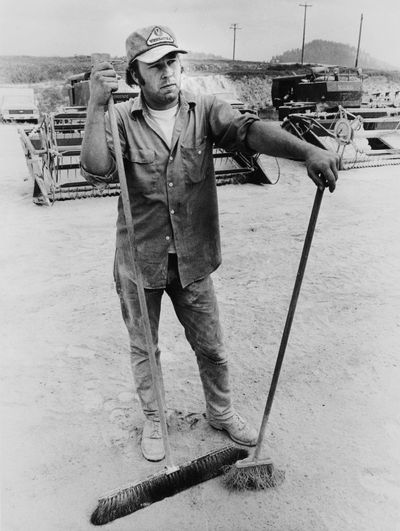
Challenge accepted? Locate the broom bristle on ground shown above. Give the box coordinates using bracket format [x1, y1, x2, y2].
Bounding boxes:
[91, 445, 248, 526]
[222, 462, 285, 491]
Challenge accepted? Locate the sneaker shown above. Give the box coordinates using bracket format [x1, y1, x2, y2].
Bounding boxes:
[209, 411, 258, 446]
[141, 419, 165, 462]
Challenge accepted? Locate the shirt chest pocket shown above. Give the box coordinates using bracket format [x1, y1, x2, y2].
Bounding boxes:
[180, 137, 210, 184]
[125, 148, 157, 193]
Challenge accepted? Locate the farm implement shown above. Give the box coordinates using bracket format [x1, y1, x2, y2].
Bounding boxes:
[271, 65, 400, 169]
[18, 61, 271, 206]
[19, 108, 121, 204]
[282, 105, 400, 169]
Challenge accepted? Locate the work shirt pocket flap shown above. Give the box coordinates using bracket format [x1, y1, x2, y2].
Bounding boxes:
[126, 148, 156, 164]
[125, 148, 157, 194]
[181, 137, 208, 184]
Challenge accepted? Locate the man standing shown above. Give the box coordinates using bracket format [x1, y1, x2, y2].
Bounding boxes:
[81, 25, 338, 462]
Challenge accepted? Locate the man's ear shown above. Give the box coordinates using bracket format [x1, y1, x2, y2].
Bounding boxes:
[131, 71, 140, 85]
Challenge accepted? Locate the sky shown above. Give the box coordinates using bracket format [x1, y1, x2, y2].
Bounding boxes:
[1, 0, 399, 68]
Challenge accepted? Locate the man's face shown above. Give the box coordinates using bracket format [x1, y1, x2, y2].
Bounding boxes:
[135, 53, 182, 110]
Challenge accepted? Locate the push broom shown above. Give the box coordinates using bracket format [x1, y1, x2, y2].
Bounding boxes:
[90, 96, 248, 526]
[224, 183, 326, 490]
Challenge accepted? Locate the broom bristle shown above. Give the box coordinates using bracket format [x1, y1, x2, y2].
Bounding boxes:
[222, 462, 285, 491]
[91, 445, 248, 526]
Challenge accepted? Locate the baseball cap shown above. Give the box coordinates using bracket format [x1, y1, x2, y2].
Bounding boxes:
[126, 25, 187, 64]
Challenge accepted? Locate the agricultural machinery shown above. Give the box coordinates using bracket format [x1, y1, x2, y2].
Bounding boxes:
[272, 66, 400, 169]
[18, 61, 272, 205]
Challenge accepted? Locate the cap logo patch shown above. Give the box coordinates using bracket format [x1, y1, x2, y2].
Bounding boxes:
[147, 27, 174, 47]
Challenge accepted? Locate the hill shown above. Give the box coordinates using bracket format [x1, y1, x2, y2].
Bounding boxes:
[0, 55, 93, 84]
[271, 39, 397, 70]
[1, 51, 399, 115]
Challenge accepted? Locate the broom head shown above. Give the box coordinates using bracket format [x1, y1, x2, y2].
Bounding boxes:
[222, 455, 285, 491]
[91, 445, 248, 525]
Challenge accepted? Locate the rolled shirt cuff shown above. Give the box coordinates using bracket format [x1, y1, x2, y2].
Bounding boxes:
[80, 159, 118, 190]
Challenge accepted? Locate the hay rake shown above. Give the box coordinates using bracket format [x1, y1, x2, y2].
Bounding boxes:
[19, 109, 120, 205]
[19, 108, 273, 205]
[17, 54, 279, 205]
[282, 105, 400, 170]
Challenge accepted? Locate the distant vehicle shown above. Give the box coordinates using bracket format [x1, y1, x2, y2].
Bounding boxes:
[0, 87, 40, 123]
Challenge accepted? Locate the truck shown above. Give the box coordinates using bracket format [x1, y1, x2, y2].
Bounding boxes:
[271, 66, 363, 120]
[0, 87, 40, 123]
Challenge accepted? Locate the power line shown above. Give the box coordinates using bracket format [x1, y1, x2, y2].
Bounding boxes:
[299, 3, 312, 64]
[229, 23, 242, 61]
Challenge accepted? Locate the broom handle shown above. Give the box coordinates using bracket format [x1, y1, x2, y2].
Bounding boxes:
[108, 97, 174, 468]
[253, 184, 325, 461]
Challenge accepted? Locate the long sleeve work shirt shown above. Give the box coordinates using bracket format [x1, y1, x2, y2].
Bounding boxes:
[81, 90, 260, 288]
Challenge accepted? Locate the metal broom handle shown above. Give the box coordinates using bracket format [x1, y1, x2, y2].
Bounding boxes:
[107, 97, 174, 468]
[253, 184, 325, 461]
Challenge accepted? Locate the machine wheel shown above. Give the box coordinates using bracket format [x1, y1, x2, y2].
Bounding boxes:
[248, 154, 280, 185]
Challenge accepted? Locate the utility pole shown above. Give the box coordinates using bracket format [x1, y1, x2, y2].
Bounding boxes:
[230, 23, 241, 61]
[355, 13, 364, 68]
[299, 3, 312, 64]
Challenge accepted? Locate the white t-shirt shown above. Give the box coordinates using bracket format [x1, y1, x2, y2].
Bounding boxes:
[146, 103, 179, 253]
[146, 104, 179, 148]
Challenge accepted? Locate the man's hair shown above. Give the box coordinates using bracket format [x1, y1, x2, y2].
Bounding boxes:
[126, 53, 183, 87]
[126, 60, 145, 87]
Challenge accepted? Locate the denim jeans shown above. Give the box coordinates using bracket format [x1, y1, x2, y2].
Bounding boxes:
[114, 252, 233, 421]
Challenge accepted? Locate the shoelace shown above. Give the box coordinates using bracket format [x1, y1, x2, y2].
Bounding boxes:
[149, 422, 162, 439]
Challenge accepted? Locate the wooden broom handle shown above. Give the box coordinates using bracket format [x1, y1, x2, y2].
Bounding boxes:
[107, 97, 174, 468]
[253, 185, 325, 461]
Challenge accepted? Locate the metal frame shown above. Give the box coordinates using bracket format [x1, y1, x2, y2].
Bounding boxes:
[19, 107, 273, 205]
[282, 106, 400, 169]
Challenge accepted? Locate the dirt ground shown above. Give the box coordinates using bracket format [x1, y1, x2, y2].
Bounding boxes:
[1, 123, 400, 531]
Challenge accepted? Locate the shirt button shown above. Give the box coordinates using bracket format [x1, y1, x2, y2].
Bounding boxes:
[165, 236, 170, 241]
[198, 150, 202, 155]
[169, 156, 173, 161]
[168, 182, 174, 187]
[170, 209, 175, 214]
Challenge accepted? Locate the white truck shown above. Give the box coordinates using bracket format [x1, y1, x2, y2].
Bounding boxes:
[0, 87, 40, 123]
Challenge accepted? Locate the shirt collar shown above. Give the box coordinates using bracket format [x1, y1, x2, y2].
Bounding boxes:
[129, 89, 196, 116]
